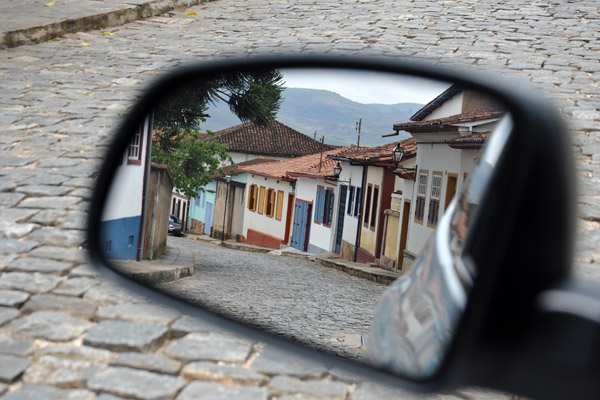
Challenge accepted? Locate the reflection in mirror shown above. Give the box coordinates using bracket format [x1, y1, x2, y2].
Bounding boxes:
[99, 67, 509, 377]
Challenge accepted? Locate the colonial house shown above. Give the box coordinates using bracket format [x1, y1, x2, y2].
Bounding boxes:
[185, 120, 336, 236]
[199, 120, 336, 163]
[387, 85, 505, 271]
[101, 116, 173, 261]
[340, 142, 417, 266]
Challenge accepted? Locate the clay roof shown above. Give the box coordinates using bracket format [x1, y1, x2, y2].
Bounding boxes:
[340, 138, 417, 165]
[444, 132, 490, 148]
[199, 120, 337, 158]
[393, 108, 505, 133]
[212, 157, 278, 179]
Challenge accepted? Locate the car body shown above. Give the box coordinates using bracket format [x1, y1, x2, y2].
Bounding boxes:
[168, 215, 182, 236]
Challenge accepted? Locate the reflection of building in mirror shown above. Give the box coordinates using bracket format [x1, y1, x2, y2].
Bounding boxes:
[386, 85, 505, 272]
[100, 115, 175, 261]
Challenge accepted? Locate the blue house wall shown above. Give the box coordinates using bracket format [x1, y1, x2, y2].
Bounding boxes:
[101, 215, 141, 260]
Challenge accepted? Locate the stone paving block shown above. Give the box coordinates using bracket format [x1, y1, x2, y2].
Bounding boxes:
[88, 367, 186, 400]
[39, 344, 113, 363]
[1, 383, 96, 400]
[109, 352, 182, 375]
[70, 264, 100, 278]
[18, 196, 81, 210]
[53, 277, 99, 297]
[29, 209, 65, 225]
[0, 221, 39, 239]
[0, 334, 36, 357]
[0, 354, 29, 383]
[7, 257, 74, 275]
[164, 332, 253, 363]
[0, 272, 62, 293]
[25, 228, 84, 247]
[269, 375, 348, 398]
[0, 255, 16, 271]
[15, 185, 73, 197]
[0, 306, 20, 327]
[456, 388, 517, 400]
[84, 282, 146, 305]
[95, 303, 181, 326]
[351, 381, 436, 400]
[23, 355, 101, 388]
[22, 293, 98, 318]
[250, 347, 328, 378]
[4, 311, 93, 341]
[30, 246, 88, 263]
[83, 320, 168, 352]
[0, 193, 25, 207]
[0, 239, 38, 254]
[181, 361, 268, 385]
[177, 381, 269, 400]
[170, 315, 229, 338]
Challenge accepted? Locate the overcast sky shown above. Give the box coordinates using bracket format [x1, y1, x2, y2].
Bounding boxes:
[281, 68, 452, 105]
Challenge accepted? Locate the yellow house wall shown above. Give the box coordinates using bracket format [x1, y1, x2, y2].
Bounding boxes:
[383, 214, 400, 259]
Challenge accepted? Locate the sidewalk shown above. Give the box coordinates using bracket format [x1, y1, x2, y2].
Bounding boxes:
[111, 244, 195, 285]
[186, 233, 401, 285]
[1, 0, 212, 49]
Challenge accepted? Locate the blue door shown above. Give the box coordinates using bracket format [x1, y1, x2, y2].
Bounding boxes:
[204, 202, 214, 235]
[291, 201, 311, 251]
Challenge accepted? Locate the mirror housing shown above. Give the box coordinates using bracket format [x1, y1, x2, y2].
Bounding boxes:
[87, 56, 575, 396]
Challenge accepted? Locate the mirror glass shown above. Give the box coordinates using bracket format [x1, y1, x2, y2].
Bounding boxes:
[98, 66, 510, 378]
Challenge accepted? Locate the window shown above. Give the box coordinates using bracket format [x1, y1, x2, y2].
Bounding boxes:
[275, 190, 284, 220]
[415, 171, 428, 223]
[354, 187, 361, 217]
[248, 184, 258, 211]
[428, 173, 442, 226]
[364, 185, 372, 227]
[127, 125, 143, 165]
[370, 185, 379, 230]
[258, 186, 266, 214]
[315, 186, 335, 226]
[347, 186, 355, 216]
[265, 188, 275, 217]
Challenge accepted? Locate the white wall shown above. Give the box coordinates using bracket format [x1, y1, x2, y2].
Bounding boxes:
[102, 117, 150, 221]
[339, 161, 365, 245]
[242, 174, 295, 240]
[295, 177, 337, 254]
[425, 92, 463, 120]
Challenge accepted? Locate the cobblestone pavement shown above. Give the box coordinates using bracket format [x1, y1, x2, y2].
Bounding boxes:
[159, 236, 386, 359]
[0, 0, 598, 399]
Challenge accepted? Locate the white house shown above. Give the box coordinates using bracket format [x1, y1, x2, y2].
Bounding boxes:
[101, 115, 152, 260]
[388, 85, 506, 271]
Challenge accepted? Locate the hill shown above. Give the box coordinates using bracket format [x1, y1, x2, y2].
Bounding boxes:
[201, 87, 420, 146]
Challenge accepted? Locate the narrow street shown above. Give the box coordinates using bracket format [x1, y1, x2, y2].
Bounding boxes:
[158, 236, 387, 359]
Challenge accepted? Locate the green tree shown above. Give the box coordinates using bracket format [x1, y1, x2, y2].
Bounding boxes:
[152, 70, 284, 198]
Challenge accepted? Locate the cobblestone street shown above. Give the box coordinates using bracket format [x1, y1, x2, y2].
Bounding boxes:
[159, 237, 386, 359]
[0, 0, 598, 398]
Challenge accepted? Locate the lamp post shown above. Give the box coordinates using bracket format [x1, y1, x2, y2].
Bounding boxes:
[221, 174, 231, 244]
[392, 143, 404, 166]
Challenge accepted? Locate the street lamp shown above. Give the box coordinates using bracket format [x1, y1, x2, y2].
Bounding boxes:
[392, 143, 404, 165]
[221, 174, 231, 244]
[333, 162, 342, 179]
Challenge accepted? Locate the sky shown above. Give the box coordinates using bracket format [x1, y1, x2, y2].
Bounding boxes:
[281, 68, 452, 105]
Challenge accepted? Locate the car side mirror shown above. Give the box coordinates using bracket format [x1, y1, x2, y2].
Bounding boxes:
[87, 56, 576, 398]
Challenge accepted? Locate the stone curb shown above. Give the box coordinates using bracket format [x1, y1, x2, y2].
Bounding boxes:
[0, 0, 214, 49]
[112, 245, 195, 285]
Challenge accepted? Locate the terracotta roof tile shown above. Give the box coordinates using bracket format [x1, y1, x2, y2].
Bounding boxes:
[212, 157, 279, 178]
[199, 120, 337, 158]
[393, 108, 506, 133]
[445, 132, 490, 148]
[340, 138, 417, 164]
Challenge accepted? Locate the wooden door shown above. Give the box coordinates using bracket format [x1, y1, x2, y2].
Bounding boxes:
[284, 194, 295, 244]
[335, 186, 348, 253]
[397, 200, 411, 270]
[291, 201, 311, 251]
[445, 175, 458, 210]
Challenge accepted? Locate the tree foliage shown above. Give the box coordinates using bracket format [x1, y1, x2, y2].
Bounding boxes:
[151, 70, 284, 198]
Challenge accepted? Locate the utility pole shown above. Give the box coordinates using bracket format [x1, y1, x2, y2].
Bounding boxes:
[356, 118, 362, 147]
[314, 130, 317, 141]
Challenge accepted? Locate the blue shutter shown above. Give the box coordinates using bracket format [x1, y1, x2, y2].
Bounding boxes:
[327, 191, 335, 225]
[316, 187, 325, 223]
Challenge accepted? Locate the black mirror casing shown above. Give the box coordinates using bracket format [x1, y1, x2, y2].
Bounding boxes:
[87, 56, 575, 397]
